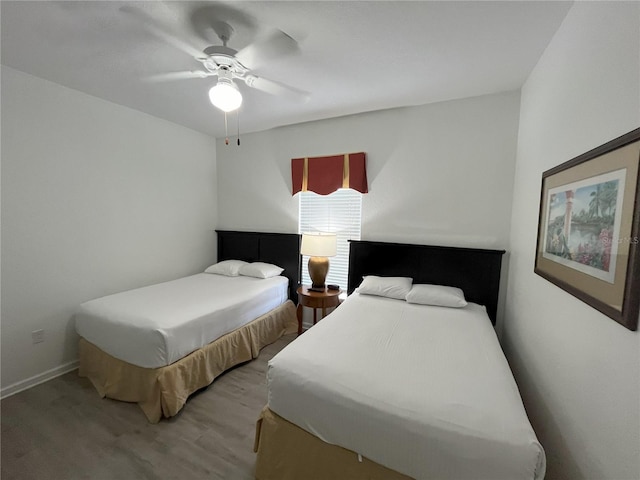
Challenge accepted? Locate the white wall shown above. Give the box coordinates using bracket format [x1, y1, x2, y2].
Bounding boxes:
[217, 92, 521, 330]
[217, 91, 520, 247]
[504, 3, 640, 480]
[1, 67, 218, 395]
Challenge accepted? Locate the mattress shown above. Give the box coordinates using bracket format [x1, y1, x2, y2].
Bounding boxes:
[75, 273, 288, 368]
[267, 293, 546, 480]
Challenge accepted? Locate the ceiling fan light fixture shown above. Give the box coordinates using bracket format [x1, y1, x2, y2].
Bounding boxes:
[209, 78, 243, 112]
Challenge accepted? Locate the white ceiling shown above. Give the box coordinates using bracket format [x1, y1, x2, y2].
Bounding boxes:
[1, 1, 572, 138]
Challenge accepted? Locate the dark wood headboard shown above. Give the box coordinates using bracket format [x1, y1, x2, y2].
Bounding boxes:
[216, 230, 301, 302]
[348, 240, 505, 324]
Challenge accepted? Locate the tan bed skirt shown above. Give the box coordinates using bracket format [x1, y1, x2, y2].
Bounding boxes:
[254, 406, 413, 480]
[78, 300, 297, 423]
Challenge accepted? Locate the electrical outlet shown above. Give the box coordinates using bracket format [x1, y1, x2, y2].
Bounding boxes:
[32, 329, 45, 344]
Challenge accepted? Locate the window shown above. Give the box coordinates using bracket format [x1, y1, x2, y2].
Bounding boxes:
[299, 188, 362, 289]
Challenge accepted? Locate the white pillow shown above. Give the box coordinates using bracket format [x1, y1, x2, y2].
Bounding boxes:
[356, 276, 413, 300]
[238, 262, 284, 279]
[405, 284, 467, 308]
[204, 260, 248, 276]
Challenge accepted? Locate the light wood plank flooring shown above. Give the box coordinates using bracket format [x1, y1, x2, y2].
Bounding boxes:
[1, 334, 296, 480]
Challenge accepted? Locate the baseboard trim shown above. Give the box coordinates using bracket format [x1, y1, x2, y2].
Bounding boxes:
[1, 360, 79, 400]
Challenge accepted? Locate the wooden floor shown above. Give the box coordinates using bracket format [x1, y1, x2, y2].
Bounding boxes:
[1, 334, 296, 480]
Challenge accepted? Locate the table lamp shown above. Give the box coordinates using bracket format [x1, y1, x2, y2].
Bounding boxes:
[301, 232, 337, 291]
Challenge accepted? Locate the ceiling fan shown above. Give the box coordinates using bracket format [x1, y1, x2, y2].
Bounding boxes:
[121, 4, 310, 113]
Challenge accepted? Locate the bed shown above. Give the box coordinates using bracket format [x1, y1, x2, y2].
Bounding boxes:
[76, 230, 301, 423]
[254, 240, 546, 480]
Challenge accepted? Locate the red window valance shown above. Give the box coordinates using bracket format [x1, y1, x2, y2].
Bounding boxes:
[291, 152, 368, 195]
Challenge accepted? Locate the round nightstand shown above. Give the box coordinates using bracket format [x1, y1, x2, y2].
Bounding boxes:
[296, 285, 342, 335]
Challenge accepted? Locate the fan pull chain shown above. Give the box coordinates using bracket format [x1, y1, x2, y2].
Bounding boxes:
[237, 110, 241, 146]
[224, 112, 229, 145]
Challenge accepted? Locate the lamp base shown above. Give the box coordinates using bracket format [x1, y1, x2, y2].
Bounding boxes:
[308, 256, 329, 289]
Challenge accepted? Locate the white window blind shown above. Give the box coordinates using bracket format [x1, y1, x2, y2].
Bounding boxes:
[299, 188, 362, 290]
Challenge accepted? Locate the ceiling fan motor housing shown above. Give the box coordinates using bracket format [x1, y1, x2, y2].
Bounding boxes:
[202, 45, 248, 75]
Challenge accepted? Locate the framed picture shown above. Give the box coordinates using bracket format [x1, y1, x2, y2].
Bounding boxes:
[535, 128, 640, 331]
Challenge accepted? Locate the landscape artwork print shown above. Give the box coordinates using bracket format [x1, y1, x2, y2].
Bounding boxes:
[535, 128, 640, 331]
[542, 169, 626, 284]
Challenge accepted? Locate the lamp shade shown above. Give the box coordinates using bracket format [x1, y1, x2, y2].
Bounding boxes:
[208, 79, 243, 112]
[301, 233, 337, 257]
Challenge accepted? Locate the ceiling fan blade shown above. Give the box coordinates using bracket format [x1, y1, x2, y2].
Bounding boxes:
[143, 71, 212, 83]
[120, 5, 203, 59]
[190, 4, 256, 44]
[235, 29, 300, 70]
[245, 75, 310, 102]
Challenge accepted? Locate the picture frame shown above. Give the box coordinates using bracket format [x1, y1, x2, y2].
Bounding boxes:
[534, 128, 640, 331]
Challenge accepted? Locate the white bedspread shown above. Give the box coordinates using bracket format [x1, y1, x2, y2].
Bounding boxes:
[76, 273, 288, 368]
[267, 293, 545, 480]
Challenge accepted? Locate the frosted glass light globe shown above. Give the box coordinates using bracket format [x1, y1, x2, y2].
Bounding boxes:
[208, 81, 242, 112]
